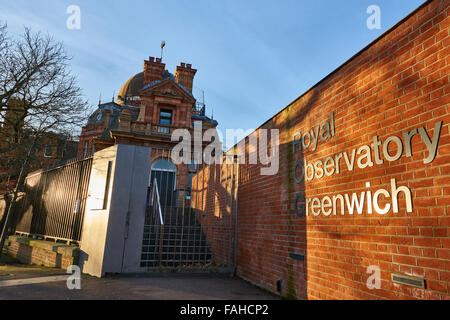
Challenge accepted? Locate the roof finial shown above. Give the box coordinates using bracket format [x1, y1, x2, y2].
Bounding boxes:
[98, 92, 102, 106]
[112, 90, 115, 103]
[160, 41, 166, 60]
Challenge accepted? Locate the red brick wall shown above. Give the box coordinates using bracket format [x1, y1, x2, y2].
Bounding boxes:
[5, 238, 77, 270]
[193, 0, 450, 299]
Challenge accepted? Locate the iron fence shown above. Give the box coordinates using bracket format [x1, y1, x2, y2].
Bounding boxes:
[12, 157, 93, 243]
[141, 147, 238, 270]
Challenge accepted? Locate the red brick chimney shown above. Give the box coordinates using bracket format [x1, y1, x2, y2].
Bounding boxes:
[174, 62, 197, 93]
[143, 57, 165, 86]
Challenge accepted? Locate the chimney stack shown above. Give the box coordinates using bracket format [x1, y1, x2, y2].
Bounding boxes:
[143, 56, 166, 86]
[174, 62, 197, 93]
[2, 98, 25, 134]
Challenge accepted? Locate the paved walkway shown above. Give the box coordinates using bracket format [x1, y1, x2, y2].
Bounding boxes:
[0, 256, 278, 300]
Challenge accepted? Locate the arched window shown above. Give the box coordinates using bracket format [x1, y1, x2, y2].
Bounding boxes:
[151, 159, 176, 172]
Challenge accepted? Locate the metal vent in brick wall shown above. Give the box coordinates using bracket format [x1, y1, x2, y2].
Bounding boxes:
[391, 273, 426, 289]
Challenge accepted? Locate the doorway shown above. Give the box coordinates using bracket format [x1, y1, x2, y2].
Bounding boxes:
[149, 159, 176, 207]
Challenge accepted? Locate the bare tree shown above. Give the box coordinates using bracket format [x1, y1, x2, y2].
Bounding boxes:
[0, 23, 7, 52]
[0, 23, 90, 254]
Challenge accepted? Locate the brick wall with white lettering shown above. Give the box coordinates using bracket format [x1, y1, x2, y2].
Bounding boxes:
[193, 0, 449, 299]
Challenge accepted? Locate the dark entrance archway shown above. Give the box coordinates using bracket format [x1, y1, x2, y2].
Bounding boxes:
[149, 159, 176, 207]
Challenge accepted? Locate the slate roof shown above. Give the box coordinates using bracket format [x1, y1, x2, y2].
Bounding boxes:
[86, 102, 139, 140]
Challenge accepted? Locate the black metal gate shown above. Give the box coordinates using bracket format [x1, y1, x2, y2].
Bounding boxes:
[13, 157, 93, 243]
[140, 148, 238, 271]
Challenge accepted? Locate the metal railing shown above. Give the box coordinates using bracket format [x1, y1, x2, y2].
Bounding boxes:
[151, 178, 165, 265]
[193, 102, 206, 116]
[140, 147, 237, 271]
[12, 157, 93, 243]
[153, 178, 164, 226]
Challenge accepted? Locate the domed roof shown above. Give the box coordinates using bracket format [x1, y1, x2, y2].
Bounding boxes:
[116, 70, 175, 105]
[116, 72, 144, 105]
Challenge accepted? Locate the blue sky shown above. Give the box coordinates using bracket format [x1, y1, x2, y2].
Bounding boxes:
[0, 0, 425, 143]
